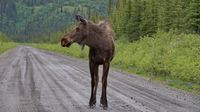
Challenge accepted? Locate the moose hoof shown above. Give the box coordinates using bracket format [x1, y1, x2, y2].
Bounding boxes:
[89, 104, 96, 109]
[89, 99, 96, 109]
[103, 106, 108, 110]
[100, 104, 108, 110]
[89, 101, 96, 109]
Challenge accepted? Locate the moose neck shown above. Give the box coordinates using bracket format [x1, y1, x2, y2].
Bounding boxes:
[80, 21, 114, 50]
[84, 31, 104, 49]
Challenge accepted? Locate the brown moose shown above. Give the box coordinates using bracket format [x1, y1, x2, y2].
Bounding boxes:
[61, 15, 115, 110]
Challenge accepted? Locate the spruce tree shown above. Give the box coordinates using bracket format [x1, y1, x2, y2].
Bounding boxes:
[126, 0, 143, 40]
[185, 0, 200, 34]
[140, 0, 158, 37]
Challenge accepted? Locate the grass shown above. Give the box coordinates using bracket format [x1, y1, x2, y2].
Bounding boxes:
[0, 42, 16, 54]
[30, 43, 89, 59]
[29, 32, 200, 94]
[0, 32, 16, 54]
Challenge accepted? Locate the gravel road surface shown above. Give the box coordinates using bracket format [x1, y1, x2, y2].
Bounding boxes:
[0, 46, 199, 112]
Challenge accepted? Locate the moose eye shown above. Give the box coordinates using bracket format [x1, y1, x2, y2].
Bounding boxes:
[76, 27, 80, 32]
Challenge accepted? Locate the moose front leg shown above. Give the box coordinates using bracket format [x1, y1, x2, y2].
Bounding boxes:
[100, 62, 110, 110]
[89, 61, 99, 108]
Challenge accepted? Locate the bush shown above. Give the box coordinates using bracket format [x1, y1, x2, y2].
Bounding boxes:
[113, 31, 200, 85]
[31, 32, 200, 93]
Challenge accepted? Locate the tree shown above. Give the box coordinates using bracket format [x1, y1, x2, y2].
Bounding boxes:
[185, 0, 200, 34]
[126, 0, 143, 40]
[140, 0, 158, 37]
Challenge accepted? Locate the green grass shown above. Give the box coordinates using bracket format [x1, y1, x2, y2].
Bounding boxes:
[0, 32, 16, 54]
[30, 43, 89, 59]
[29, 32, 200, 94]
[0, 42, 16, 54]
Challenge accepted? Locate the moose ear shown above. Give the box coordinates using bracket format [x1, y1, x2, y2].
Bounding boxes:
[75, 14, 87, 25]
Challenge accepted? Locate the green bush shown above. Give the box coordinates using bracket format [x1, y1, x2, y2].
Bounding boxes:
[112, 32, 200, 93]
[114, 32, 200, 84]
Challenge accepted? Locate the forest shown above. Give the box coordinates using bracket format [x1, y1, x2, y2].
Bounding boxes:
[0, 0, 200, 93]
[110, 0, 200, 40]
[1, 0, 199, 42]
[0, 0, 108, 42]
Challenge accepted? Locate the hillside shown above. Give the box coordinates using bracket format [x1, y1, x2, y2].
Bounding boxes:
[0, 0, 108, 42]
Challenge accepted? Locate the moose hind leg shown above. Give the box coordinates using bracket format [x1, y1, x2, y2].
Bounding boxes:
[100, 62, 110, 110]
[89, 61, 99, 108]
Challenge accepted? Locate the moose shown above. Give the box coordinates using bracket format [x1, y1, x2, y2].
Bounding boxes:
[61, 15, 115, 110]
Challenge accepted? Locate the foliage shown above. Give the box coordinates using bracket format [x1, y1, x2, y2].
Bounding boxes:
[114, 32, 200, 93]
[110, 0, 200, 41]
[114, 32, 200, 84]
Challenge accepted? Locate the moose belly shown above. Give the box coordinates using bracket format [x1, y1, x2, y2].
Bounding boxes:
[89, 48, 113, 65]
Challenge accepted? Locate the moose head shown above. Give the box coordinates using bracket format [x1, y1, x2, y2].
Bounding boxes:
[61, 15, 89, 48]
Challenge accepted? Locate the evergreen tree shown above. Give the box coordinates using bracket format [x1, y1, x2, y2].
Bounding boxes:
[185, 0, 200, 34]
[171, 0, 185, 32]
[126, 0, 143, 40]
[140, 0, 158, 37]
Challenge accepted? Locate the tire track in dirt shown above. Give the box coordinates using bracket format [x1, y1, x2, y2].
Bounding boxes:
[30, 47, 141, 112]
[30, 47, 93, 112]
[29, 46, 200, 112]
[31, 48, 72, 112]
[30, 47, 114, 112]
[0, 47, 23, 112]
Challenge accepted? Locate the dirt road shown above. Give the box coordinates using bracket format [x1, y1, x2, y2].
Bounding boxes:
[0, 46, 199, 112]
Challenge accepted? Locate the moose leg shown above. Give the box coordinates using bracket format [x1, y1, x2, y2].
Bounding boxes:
[89, 61, 99, 108]
[100, 62, 110, 110]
